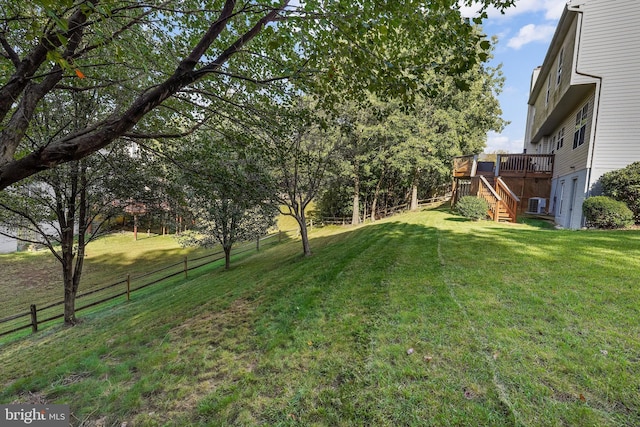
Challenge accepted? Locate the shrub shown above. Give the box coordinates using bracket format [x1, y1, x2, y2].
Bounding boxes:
[582, 196, 634, 229]
[600, 162, 640, 223]
[455, 196, 489, 221]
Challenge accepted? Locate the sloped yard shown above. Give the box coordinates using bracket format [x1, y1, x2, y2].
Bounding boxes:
[1, 207, 639, 426]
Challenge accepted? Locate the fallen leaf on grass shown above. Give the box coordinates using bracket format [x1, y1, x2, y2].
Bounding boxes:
[579, 394, 586, 402]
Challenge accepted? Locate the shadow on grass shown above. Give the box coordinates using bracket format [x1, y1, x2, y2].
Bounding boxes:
[445, 217, 472, 222]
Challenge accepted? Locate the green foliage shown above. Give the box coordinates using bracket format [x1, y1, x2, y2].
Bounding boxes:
[1, 0, 516, 189]
[455, 196, 489, 220]
[319, 50, 507, 220]
[600, 162, 640, 223]
[582, 196, 634, 229]
[171, 130, 278, 267]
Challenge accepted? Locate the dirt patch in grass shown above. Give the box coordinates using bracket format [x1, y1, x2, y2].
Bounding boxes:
[11, 391, 50, 405]
[127, 298, 260, 425]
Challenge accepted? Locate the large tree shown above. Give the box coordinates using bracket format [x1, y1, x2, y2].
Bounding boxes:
[0, 85, 163, 324]
[0, 0, 514, 190]
[318, 57, 507, 222]
[0, 144, 151, 325]
[267, 103, 340, 256]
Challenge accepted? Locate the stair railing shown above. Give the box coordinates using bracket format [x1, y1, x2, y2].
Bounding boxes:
[478, 175, 501, 221]
[495, 177, 520, 223]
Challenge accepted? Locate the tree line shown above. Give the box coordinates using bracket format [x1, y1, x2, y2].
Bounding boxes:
[0, 0, 513, 325]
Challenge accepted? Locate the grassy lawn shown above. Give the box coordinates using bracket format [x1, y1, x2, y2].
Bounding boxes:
[0, 207, 639, 426]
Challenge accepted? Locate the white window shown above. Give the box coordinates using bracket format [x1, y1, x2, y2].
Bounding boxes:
[573, 104, 588, 149]
[556, 127, 565, 150]
[556, 47, 564, 87]
[545, 74, 551, 105]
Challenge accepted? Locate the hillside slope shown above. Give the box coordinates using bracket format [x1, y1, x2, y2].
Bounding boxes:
[1, 208, 639, 426]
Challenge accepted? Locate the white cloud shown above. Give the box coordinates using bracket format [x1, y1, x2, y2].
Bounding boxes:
[544, 2, 566, 20]
[485, 132, 524, 153]
[459, 0, 567, 20]
[507, 24, 556, 50]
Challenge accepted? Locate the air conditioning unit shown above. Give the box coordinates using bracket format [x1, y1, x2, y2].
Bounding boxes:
[527, 197, 546, 214]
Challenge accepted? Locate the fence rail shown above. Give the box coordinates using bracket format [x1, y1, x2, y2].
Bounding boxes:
[0, 230, 291, 339]
[1, 197, 449, 340]
[318, 196, 450, 225]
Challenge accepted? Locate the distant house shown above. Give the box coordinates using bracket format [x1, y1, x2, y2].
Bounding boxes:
[523, 0, 640, 228]
[453, 0, 640, 228]
[0, 228, 17, 254]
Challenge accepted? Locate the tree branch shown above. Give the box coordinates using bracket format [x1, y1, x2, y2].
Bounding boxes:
[0, 33, 20, 67]
[0, 0, 98, 123]
[0, 0, 291, 190]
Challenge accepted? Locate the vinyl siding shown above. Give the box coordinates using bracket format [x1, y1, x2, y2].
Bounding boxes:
[572, 0, 640, 186]
[530, 17, 578, 137]
[553, 91, 595, 178]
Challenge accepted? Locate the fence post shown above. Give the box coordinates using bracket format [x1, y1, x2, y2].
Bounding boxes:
[126, 274, 131, 301]
[184, 256, 188, 279]
[30, 304, 38, 333]
[256, 236, 260, 251]
[278, 230, 282, 242]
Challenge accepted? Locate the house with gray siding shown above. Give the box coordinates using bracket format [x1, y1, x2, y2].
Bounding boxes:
[524, 0, 640, 228]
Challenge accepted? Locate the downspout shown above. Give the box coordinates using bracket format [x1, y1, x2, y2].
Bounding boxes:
[567, 2, 603, 226]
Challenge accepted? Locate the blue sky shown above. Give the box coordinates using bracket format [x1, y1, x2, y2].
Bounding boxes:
[461, 1, 566, 153]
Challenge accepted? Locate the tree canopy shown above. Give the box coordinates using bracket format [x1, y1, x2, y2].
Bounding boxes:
[0, 0, 514, 190]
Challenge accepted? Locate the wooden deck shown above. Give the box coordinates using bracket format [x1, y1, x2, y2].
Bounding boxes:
[452, 154, 555, 221]
[453, 154, 554, 179]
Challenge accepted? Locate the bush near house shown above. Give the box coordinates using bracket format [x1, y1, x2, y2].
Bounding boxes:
[582, 196, 634, 229]
[600, 161, 640, 223]
[455, 196, 489, 221]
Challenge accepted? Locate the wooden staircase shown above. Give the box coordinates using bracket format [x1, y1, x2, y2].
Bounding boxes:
[478, 175, 520, 223]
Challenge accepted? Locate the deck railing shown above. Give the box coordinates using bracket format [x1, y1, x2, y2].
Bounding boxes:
[453, 155, 477, 177]
[497, 154, 554, 175]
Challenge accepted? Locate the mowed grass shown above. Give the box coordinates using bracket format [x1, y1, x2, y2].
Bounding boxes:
[1, 207, 639, 426]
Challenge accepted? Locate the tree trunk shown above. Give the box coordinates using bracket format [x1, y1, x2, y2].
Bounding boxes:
[352, 174, 360, 225]
[299, 221, 311, 256]
[63, 277, 77, 325]
[296, 209, 312, 257]
[62, 232, 77, 325]
[371, 169, 385, 222]
[411, 184, 418, 211]
[224, 246, 231, 270]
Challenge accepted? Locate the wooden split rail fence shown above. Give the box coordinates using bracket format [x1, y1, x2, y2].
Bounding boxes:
[0, 231, 291, 339]
[1, 197, 451, 340]
[320, 196, 451, 225]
